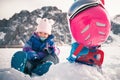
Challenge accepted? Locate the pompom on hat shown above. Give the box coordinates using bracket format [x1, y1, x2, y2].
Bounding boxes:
[36, 18, 54, 34]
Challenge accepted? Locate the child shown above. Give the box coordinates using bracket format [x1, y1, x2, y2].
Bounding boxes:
[67, 0, 110, 67]
[23, 18, 59, 75]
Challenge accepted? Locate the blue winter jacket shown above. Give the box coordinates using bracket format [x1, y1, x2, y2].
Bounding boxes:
[23, 33, 55, 60]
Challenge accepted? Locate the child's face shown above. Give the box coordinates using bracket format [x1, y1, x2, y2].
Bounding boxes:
[37, 32, 49, 38]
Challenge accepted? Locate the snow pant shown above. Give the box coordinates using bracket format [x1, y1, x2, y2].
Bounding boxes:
[24, 53, 59, 75]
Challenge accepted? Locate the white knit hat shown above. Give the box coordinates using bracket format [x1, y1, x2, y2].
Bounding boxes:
[36, 18, 54, 34]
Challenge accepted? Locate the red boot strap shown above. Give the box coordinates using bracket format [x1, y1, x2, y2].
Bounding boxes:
[73, 44, 84, 56]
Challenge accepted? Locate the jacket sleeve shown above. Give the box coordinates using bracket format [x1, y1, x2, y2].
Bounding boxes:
[23, 39, 33, 52]
[48, 40, 60, 55]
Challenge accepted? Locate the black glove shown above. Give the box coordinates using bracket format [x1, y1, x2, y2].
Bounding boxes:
[43, 47, 54, 55]
[43, 48, 49, 55]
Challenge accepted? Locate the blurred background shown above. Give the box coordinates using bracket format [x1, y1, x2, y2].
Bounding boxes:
[0, 0, 120, 48]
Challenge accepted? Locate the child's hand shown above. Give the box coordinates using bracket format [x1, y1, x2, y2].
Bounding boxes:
[43, 47, 54, 55]
[48, 47, 54, 54]
[43, 48, 49, 55]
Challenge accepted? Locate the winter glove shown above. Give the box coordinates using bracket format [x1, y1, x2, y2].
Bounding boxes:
[43, 47, 55, 55]
[48, 47, 55, 54]
[67, 54, 77, 63]
[27, 51, 39, 60]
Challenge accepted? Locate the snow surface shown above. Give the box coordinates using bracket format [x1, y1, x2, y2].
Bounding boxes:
[0, 32, 120, 80]
[0, 46, 120, 80]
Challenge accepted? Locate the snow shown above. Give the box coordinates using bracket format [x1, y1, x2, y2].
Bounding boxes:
[102, 32, 120, 47]
[39, 63, 110, 80]
[0, 32, 6, 40]
[0, 68, 31, 80]
[0, 45, 120, 80]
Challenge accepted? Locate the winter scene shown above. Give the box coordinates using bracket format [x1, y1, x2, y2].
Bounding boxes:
[0, 0, 120, 80]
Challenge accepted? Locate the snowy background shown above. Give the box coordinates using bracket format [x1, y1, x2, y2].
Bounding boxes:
[0, 0, 120, 80]
[0, 0, 120, 47]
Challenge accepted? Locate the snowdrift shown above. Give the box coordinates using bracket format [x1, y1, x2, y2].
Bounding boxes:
[0, 68, 31, 80]
[39, 62, 111, 80]
[0, 63, 111, 80]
